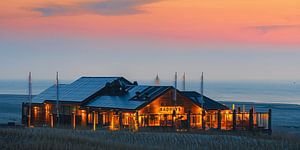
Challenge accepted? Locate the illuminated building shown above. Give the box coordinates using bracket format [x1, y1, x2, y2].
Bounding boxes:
[22, 77, 271, 132]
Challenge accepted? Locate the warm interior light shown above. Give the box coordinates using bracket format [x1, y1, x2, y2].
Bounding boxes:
[45, 104, 51, 124]
[81, 110, 86, 127]
[110, 115, 115, 130]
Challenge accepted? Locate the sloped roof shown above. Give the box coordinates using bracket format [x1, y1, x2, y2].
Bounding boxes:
[32, 84, 67, 103]
[32, 77, 132, 103]
[181, 91, 229, 110]
[85, 86, 171, 110]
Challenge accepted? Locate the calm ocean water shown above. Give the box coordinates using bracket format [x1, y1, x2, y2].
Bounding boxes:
[0, 80, 299, 104]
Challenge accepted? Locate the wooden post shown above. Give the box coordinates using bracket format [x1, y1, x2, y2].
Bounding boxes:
[147, 114, 149, 127]
[217, 110, 221, 130]
[233, 109, 237, 131]
[27, 104, 32, 128]
[119, 111, 123, 130]
[202, 110, 206, 130]
[172, 110, 176, 128]
[42, 105, 46, 126]
[249, 108, 254, 131]
[56, 108, 59, 128]
[72, 112, 76, 130]
[50, 114, 54, 128]
[86, 110, 89, 127]
[187, 110, 191, 131]
[93, 111, 97, 131]
[21, 103, 25, 125]
[98, 112, 103, 128]
[110, 112, 114, 130]
[135, 111, 139, 130]
[268, 109, 272, 135]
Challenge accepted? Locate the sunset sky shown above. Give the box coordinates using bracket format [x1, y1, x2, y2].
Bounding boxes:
[0, 0, 300, 81]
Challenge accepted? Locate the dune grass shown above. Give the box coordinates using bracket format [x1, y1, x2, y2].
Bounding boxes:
[0, 127, 299, 150]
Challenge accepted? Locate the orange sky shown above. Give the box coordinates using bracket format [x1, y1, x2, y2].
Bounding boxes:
[1, 0, 300, 45]
[1, 0, 300, 81]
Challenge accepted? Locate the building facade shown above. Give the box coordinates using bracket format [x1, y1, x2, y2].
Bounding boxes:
[22, 77, 271, 131]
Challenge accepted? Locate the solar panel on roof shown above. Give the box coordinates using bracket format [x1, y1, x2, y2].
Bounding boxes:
[58, 77, 119, 101]
[32, 77, 131, 103]
[32, 84, 67, 103]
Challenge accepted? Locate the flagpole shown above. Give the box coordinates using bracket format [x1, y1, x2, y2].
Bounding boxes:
[201, 72, 204, 108]
[182, 72, 186, 91]
[174, 72, 177, 106]
[56, 72, 60, 127]
[28, 72, 32, 127]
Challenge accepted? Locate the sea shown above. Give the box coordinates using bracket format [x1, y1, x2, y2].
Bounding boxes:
[0, 80, 299, 135]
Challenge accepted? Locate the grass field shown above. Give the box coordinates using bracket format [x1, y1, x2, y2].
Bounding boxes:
[0, 127, 299, 150]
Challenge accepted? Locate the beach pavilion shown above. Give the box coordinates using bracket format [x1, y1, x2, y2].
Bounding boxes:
[22, 77, 270, 131]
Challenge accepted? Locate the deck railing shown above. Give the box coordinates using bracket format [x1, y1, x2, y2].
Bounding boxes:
[137, 110, 271, 131]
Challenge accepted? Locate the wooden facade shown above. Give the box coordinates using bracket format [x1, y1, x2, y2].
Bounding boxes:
[22, 88, 271, 132]
[21, 77, 271, 132]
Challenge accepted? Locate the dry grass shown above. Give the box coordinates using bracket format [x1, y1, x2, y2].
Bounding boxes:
[0, 127, 299, 150]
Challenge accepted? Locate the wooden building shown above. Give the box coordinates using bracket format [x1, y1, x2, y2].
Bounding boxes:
[22, 77, 271, 132]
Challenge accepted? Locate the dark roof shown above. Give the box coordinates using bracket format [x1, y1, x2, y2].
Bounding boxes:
[32, 84, 68, 103]
[32, 77, 132, 103]
[85, 86, 171, 110]
[181, 91, 229, 110]
[31, 76, 228, 111]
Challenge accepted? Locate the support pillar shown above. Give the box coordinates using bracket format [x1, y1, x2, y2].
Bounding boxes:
[28, 105, 32, 127]
[93, 111, 97, 131]
[202, 110, 206, 130]
[217, 110, 221, 130]
[187, 110, 191, 131]
[249, 108, 254, 131]
[135, 111, 139, 131]
[268, 109, 272, 135]
[98, 112, 103, 128]
[146, 114, 149, 127]
[119, 111, 123, 130]
[21, 103, 25, 125]
[86, 109, 89, 127]
[56, 114, 59, 128]
[72, 112, 76, 129]
[110, 112, 114, 130]
[233, 109, 237, 131]
[50, 114, 54, 128]
[172, 110, 176, 128]
[42, 106, 46, 125]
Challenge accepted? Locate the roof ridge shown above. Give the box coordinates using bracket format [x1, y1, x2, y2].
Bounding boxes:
[137, 85, 173, 87]
[80, 76, 122, 78]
